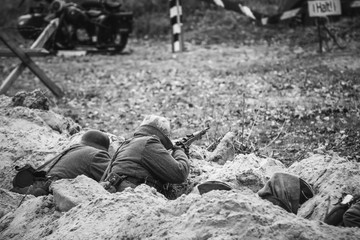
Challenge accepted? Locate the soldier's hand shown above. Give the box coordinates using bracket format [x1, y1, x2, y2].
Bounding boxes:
[174, 143, 190, 157]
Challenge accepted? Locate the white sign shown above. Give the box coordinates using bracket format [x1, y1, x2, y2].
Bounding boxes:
[308, 0, 342, 17]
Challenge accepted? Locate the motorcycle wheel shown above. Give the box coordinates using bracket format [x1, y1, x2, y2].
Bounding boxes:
[113, 32, 129, 52]
[45, 21, 76, 51]
[97, 31, 128, 53]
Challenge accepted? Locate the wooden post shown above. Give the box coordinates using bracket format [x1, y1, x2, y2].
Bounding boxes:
[0, 32, 64, 98]
[0, 19, 59, 95]
[31, 18, 59, 48]
[0, 49, 50, 57]
[316, 18, 323, 53]
[308, 0, 342, 53]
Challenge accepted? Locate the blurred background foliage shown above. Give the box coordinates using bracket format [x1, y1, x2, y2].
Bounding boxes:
[1, 0, 359, 45]
[0, 0, 284, 40]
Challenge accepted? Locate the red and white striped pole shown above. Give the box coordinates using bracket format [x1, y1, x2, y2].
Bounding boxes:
[169, 0, 184, 52]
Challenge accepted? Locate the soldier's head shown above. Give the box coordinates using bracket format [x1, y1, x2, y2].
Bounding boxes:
[138, 115, 173, 149]
[81, 130, 110, 151]
[140, 115, 171, 137]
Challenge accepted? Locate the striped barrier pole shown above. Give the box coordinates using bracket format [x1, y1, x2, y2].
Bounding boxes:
[350, 0, 360, 8]
[261, 0, 360, 25]
[260, 7, 303, 25]
[203, 0, 360, 26]
[169, 0, 184, 52]
[202, 0, 256, 20]
[203, 0, 302, 25]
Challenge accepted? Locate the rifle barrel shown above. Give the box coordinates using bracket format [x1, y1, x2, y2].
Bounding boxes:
[183, 126, 210, 147]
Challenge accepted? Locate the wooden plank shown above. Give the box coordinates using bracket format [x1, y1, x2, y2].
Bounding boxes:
[57, 50, 87, 57]
[280, 8, 301, 20]
[0, 19, 59, 95]
[0, 48, 50, 57]
[31, 18, 59, 48]
[0, 32, 64, 98]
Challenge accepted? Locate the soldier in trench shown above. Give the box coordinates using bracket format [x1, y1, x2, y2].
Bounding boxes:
[11, 129, 112, 196]
[102, 115, 190, 199]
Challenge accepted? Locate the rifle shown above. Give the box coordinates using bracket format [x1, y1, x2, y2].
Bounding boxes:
[175, 126, 210, 148]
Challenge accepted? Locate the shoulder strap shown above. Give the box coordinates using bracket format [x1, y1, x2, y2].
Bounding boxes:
[37, 144, 82, 174]
[100, 139, 130, 182]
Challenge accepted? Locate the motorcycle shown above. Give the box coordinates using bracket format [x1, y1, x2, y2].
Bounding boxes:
[17, 0, 133, 53]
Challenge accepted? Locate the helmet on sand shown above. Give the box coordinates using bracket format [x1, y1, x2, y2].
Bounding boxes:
[81, 130, 110, 151]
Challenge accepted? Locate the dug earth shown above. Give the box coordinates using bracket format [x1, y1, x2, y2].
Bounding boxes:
[0, 93, 360, 240]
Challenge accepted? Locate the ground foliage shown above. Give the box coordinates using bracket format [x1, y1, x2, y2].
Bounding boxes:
[1, 3, 360, 167]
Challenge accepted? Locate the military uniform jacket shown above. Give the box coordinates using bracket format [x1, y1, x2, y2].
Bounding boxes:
[110, 126, 190, 184]
[343, 201, 360, 227]
[47, 144, 111, 182]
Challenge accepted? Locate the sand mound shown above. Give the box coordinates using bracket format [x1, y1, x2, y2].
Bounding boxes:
[1, 93, 360, 240]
